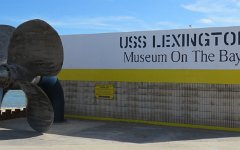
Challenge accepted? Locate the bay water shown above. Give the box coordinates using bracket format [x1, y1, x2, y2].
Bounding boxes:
[1, 90, 26, 108]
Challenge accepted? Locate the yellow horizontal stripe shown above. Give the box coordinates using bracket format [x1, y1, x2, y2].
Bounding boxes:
[58, 69, 240, 84]
[65, 114, 240, 132]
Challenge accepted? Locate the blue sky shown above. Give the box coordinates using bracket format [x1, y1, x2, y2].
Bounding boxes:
[1, 0, 240, 35]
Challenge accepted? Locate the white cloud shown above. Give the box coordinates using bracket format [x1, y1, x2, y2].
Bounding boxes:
[47, 17, 186, 31]
[182, 0, 240, 26]
[3, 16, 140, 32]
[208, 16, 240, 24]
[3, 16, 187, 34]
[198, 18, 214, 24]
[155, 21, 186, 29]
[182, 0, 238, 13]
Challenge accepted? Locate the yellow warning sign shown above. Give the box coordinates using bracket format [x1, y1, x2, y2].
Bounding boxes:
[95, 84, 114, 99]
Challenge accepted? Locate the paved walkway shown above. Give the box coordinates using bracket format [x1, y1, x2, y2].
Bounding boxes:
[0, 118, 240, 150]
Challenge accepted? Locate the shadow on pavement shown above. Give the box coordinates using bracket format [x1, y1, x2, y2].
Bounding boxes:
[0, 118, 240, 143]
[0, 118, 41, 140]
[48, 119, 240, 143]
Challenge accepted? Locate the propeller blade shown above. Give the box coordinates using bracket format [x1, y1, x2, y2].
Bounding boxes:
[19, 82, 54, 132]
[0, 25, 15, 64]
[7, 19, 63, 77]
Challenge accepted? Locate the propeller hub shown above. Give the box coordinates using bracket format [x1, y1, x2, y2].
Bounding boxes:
[0, 65, 11, 89]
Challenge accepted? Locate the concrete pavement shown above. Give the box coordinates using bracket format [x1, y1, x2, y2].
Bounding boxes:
[0, 118, 240, 149]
